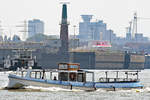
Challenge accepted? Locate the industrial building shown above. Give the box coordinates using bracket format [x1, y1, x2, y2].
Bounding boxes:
[28, 19, 44, 38]
[78, 15, 116, 42]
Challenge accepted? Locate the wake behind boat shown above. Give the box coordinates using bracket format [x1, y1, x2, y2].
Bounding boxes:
[7, 63, 143, 91]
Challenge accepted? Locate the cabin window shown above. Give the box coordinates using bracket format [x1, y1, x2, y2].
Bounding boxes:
[21, 71, 27, 77]
[77, 73, 86, 82]
[59, 72, 68, 81]
[77, 73, 85, 82]
[30, 72, 36, 78]
[36, 72, 41, 79]
[86, 73, 93, 82]
[69, 73, 76, 81]
[52, 72, 58, 80]
[45, 72, 50, 80]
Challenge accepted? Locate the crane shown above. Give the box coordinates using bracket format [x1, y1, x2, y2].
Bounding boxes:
[131, 12, 150, 39]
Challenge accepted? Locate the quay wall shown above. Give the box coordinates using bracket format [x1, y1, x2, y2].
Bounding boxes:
[95, 53, 124, 69]
[95, 52, 145, 69]
[0, 48, 146, 69]
[128, 54, 145, 69]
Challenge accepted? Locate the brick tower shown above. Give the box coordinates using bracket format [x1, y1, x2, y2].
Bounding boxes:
[59, 4, 69, 54]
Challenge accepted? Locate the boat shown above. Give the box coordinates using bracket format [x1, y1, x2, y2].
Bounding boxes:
[3, 49, 41, 71]
[7, 63, 143, 91]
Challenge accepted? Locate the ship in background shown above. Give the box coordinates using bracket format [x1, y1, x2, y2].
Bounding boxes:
[3, 49, 41, 70]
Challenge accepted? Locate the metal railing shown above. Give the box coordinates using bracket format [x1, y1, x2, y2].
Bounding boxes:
[99, 77, 139, 83]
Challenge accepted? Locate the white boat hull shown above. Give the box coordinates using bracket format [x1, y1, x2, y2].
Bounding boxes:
[7, 74, 143, 91]
[7, 75, 95, 91]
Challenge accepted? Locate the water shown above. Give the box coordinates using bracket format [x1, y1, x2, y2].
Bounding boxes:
[1, 70, 150, 100]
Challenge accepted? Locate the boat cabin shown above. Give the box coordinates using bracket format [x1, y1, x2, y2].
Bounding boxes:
[58, 63, 94, 82]
[18, 63, 94, 83]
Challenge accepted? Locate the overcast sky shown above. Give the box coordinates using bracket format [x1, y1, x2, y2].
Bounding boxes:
[0, 0, 150, 39]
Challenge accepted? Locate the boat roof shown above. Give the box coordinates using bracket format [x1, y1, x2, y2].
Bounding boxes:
[21, 69, 94, 73]
[91, 70, 141, 73]
[20, 69, 140, 74]
[100, 70, 140, 72]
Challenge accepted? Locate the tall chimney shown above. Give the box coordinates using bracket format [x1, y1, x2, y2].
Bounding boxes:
[60, 4, 69, 54]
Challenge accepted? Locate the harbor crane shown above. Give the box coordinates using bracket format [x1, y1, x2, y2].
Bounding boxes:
[130, 12, 150, 39]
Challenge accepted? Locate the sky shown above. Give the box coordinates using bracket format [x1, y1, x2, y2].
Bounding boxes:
[0, 0, 150, 39]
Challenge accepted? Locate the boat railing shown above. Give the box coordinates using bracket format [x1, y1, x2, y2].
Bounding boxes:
[99, 77, 139, 83]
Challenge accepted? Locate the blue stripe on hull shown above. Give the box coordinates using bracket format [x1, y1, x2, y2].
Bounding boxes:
[95, 82, 143, 88]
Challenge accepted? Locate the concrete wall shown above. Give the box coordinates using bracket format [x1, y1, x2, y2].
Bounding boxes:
[96, 62, 124, 69]
[70, 52, 95, 69]
[0, 48, 146, 70]
[95, 53, 124, 69]
[95, 52, 145, 69]
[145, 55, 150, 69]
[35, 53, 69, 69]
[130, 55, 145, 62]
[128, 54, 145, 69]
[36, 52, 95, 69]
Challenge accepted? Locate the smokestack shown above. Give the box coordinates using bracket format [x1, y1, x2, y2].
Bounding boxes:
[60, 4, 69, 54]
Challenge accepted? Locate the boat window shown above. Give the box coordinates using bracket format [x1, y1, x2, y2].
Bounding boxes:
[70, 65, 78, 69]
[86, 73, 93, 82]
[21, 71, 27, 77]
[45, 72, 50, 80]
[36, 72, 41, 79]
[77, 73, 84, 82]
[52, 72, 58, 80]
[69, 73, 76, 81]
[59, 72, 68, 81]
[30, 72, 36, 78]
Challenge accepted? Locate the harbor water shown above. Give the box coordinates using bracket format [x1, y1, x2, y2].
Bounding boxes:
[1, 70, 150, 100]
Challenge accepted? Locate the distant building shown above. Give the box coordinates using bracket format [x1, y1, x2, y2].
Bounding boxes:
[78, 15, 117, 43]
[28, 19, 44, 38]
[44, 39, 79, 50]
[105, 29, 116, 43]
[79, 15, 105, 40]
[4, 36, 8, 41]
[12, 35, 21, 42]
[125, 32, 148, 43]
[126, 33, 132, 41]
[126, 22, 132, 41]
[125, 22, 148, 43]
[0, 36, 3, 42]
